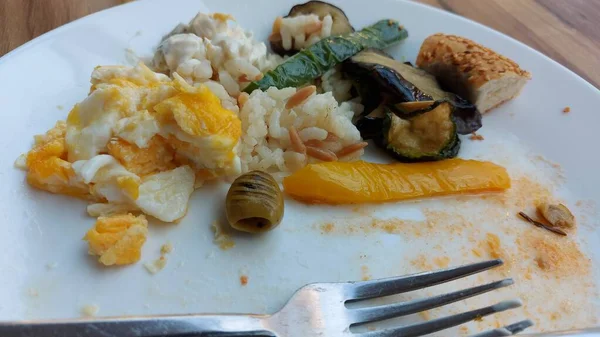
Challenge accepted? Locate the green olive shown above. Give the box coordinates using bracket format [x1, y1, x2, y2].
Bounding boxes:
[225, 170, 284, 233]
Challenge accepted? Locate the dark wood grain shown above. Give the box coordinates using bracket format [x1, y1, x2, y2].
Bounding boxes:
[0, 0, 598, 88]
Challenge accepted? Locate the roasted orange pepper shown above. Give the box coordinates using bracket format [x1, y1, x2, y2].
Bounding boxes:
[283, 159, 510, 204]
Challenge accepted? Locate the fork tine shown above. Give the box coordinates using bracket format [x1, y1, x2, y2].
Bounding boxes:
[348, 259, 503, 301]
[469, 320, 534, 337]
[358, 300, 522, 337]
[350, 279, 514, 325]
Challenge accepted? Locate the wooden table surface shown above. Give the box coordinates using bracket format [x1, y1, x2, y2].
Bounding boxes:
[1, 0, 599, 88]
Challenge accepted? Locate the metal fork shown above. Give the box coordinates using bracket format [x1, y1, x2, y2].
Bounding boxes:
[0, 259, 532, 337]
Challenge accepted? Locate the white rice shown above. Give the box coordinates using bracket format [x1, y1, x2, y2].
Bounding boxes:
[238, 87, 364, 174]
[278, 14, 333, 51]
[321, 66, 355, 102]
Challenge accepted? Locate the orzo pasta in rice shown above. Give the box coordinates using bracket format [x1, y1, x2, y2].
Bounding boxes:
[238, 86, 364, 175]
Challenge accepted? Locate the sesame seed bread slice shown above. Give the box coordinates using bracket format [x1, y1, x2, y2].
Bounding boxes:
[416, 33, 531, 113]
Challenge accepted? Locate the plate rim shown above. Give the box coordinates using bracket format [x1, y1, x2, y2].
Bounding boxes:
[0, 0, 598, 327]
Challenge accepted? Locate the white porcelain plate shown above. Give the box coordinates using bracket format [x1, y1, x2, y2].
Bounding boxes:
[0, 0, 598, 335]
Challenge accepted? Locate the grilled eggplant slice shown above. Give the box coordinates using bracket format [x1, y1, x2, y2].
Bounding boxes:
[271, 1, 355, 55]
[355, 105, 385, 140]
[380, 102, 460, 162]
[344, 49, 481, 134]
[391, 100, 439, 117]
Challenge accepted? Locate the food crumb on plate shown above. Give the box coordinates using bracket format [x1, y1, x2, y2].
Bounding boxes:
[532, 155, 563, 172]
[528, 232, 589, 276]
[360, 265, 371, 281]
[144, 256, 168, 274]
[478, 233, 512, 273]
[410, 254, 433, 271]
[563, 106, 571, 113]
[145, 242, 173, 275]
[211, 221, 235, 250]
[161, 243, 173, 254]
[320, 222, 334, 234]
[469, 132, 484, 141]
[239, 275, 249, 286]
[81, 304, 99, 317]
[433, 256, 450, 268]
[56, 105, 63, 110]
[484, 233, 502, 259]
[28, 288, 39, 297]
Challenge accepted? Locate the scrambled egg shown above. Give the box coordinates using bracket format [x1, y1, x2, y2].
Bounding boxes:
[17, 121, 91, 199]
[17, 63, 243, 265]
[106, 136, 175, 176]
[84, 213, 148, 265]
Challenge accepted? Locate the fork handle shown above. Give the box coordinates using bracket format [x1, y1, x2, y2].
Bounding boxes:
[0, 314, 277, 337]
